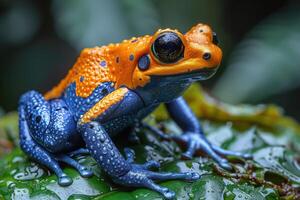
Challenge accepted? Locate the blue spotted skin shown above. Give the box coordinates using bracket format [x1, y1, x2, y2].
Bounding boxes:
[18, 73, 251, 199]
[17, 23, 254, 199]
[63, 82, 115, 121]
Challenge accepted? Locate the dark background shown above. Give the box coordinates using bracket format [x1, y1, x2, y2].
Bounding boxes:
[1, 0, 300, 121]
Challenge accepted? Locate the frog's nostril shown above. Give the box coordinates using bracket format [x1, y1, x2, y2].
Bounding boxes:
[202, 52, 211, 61]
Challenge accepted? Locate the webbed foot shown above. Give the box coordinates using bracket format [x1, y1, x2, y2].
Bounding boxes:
[173, 132, 252, 170]
[113, 148, 200, 199]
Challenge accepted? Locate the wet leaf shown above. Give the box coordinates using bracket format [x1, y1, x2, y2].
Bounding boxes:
[1, 87, 300, 199]
[0, 110, 299, 199]
[253, 146, 300, 184]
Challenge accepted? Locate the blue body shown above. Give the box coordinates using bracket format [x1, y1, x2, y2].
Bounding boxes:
[18, 77, 250, 199]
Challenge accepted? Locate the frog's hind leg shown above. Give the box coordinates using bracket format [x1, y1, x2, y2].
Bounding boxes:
[18, 91, 72, 186]
[79, 121, 200, 200]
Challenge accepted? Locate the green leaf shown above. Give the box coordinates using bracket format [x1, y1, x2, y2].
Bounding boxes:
[0, 111, 299, 199]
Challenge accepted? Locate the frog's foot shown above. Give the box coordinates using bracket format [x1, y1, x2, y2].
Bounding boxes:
[55, 154, 93, 178]
[114, 148, 200, 200]
[172, 133, 252, 171]
[124, 148, 160, 169]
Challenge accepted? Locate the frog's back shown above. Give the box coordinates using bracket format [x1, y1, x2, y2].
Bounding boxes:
[44, 46, 118, 120]
[44, 35, 153, 120]
[45, 47, 117, 99]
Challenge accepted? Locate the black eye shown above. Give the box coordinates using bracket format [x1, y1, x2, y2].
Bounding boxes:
[212, 32, 219, 45]
[151, 32, 184, 64]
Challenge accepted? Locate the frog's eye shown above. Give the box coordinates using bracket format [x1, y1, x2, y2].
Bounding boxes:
[151, 32, 184, 64]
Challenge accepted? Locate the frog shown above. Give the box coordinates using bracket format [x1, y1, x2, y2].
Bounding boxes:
[18, 23, 251, 199]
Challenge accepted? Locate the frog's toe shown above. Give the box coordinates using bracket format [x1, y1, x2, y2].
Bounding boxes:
[241, 153, 253, 159]
[58, 174, 73, 186]
[125, 149, 160, 170]
[146, 170, 200, 182]
[173, 133, 253, 171]
[79, 167, 93, 178]
[181, 152, 193, 160]
[55, 154, 93, 178]
[111, 148, 199, 199]
[218, 160, 233, 171]
[184, 172, 200, 181]
[124, 147, 135, 163]
[211, 144, 253, 160]
[161, 188, 176, 200]
[142, 160, 160, 170]
[181, 140, 198, 160]
[144, 178, 176, 200]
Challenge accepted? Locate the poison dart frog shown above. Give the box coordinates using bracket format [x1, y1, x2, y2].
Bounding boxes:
[18, 23, 251, 199]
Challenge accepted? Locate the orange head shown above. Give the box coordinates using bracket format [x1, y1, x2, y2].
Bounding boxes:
[44, 24, 222, 100]
[112, 23, 222, 89]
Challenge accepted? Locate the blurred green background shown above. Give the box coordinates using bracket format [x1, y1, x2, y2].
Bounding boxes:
[1, 0, 300, 120]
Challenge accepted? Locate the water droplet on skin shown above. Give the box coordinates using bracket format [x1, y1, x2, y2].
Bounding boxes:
[110, 150, 115, 157]
[99, 134, 106, 142]
[102, 147, 107, 154]
[107, 144, 113, 150]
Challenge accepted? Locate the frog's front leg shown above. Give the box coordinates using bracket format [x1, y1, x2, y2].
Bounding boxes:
[166, 97, 252, 170]
[78, 88, 199, 199]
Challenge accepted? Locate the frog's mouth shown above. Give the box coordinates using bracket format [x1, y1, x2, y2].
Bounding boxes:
[144, 57, 220, 79]
[151, 67, 219, 83]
